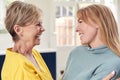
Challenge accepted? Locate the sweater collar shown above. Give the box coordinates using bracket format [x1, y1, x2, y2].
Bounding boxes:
[87, 45, 107, 50]
[85, 45, 108, 54]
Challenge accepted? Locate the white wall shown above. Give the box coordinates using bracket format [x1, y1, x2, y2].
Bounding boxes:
[0, 34, 13, 53]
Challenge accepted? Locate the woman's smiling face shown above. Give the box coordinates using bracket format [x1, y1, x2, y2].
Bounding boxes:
[20, 20, 45, 47]
[76, 19, 98, 46]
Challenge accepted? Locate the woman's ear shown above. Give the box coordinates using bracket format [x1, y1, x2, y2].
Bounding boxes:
[95, 24, 99, 29]
[13, 25, 23, 37]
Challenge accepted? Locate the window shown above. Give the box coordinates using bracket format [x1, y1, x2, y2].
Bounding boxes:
[55, 0, 116, 46]
[55, 4, 77, 46]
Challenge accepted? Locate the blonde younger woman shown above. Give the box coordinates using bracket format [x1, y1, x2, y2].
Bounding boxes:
[62, 4, 120, 80]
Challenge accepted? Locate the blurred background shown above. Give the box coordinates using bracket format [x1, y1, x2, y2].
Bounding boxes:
[0, 0, 120, 80]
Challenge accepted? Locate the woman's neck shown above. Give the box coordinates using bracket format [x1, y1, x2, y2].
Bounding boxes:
[89, 37, 104, 48]
[12, 41, 33, 55]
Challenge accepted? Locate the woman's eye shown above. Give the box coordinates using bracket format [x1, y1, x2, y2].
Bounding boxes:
[78, 20, 82, 23]
[36, 22, 42, 26]
[36, 23, 40, 26]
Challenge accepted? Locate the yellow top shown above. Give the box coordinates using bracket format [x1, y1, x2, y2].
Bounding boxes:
[1, 48, 53, 80]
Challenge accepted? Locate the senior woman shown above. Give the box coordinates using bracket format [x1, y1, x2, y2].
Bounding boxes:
[1, 1, 53, 80]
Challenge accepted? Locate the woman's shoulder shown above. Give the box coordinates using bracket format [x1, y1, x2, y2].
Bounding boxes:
[2, 51, 23, 76]
[71, 45, 86, 53]
[100, 57, 120, 74]
[105, 56, 120, 65]
[68, 45, 86, 57]
[5, 48, 35, 67]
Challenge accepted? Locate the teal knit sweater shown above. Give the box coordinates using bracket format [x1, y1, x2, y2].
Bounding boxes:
[63, 45, 120, 80]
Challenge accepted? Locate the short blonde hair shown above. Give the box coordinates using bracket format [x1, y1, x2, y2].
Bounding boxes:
[77, 4, 120, 56]
[5, 1, 42, 41]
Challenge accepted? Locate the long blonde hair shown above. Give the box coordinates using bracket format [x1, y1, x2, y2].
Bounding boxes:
[5, 1, 42, 41]
[77, 4, 120, 56]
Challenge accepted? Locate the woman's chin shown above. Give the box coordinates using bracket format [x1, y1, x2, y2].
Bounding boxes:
[81, 41, 87, 45]
[36, 42, 40, 45]
[34, 41, 40, 45]
[35, 39, 40, 45]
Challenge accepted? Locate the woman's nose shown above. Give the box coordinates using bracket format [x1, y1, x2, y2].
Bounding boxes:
[76, 26, 79, 32]
[40, 26, 45, 32]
